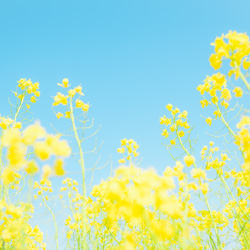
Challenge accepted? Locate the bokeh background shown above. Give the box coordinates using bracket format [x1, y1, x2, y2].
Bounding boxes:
[1, 0, 250, 248]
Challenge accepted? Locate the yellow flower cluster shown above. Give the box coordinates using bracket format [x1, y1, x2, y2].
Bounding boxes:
[183, 155, 195, 167]
[60, 178, 88, 240]
[17, 78, 40, 103]
[210, 31, 250, 72]
[1, 31, 250, 249]
[33, 180, 53, 201]
[0, 200, 46, 249]
[194, 210, 229, 232]
[1, 122, 71, 185]
[90, 164, 199, 248]
[57, 78, 71, 88]
[75, 99, 89, 112]
[235, 115, 250, 172]
[197, 31, 250, 127]
[53, 92, 68, 106]
[53, 78, 89, 119]
[117, 138, 139, 163]
[0, 117, 14, 130]
[197, 73, 231, 112]
[160, 104, 190, 144]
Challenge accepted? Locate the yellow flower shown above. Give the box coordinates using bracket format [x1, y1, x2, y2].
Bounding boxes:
[232, 87, 243, 97]
[42, 165, 53, 180]
[132, 150, 139, 157]
[127, 144, 133, 153]
[209, 88, 217, 97]
[56, 112, 64, 119]
[118, 159, 126, 164]
[183, 155, 195, 167]
[160, 115, 171, 125]
[211, 96, 219, 104]
[236, 116, 250, 129]
[220, 88, 231, 101]
[58, 78, 70, 88]
[68, 89, 76, 97]
[178, 131, 185, 137]
[243, 57, 250, 70]
[169, 125, 176, 132]
[82, 103, 89, 112]
[8, 144, 27, 166]
[209, 53, 222, 70]
[171, 108, 180, 115]
[170, 139, 176, 145]
[34, 141, 51, 160]
[191, 168, 206, 179]
[213, 110, 221, 119]
[161, 129, 169, 138]
[52, 92, 68, 106]
[117, 147, 125, 153]
[210, 31, 250, 69]
[51, 139, 71, 157]
[76, 99, 84, 108]
[65, 111, 71, 118]
[18, 78, 33, 90]
[13, 122, 22, 129]
[1, 128, 22, 147]
[22, 122, 47, 145]
[178, 110, 188, 119]
[133, 142, 139, 149]
[67, 230, 73, 239]
[53, 159, 65, 176]
[1, 168, 15, 185]
[228, 68, 240, 79]
[206, 117, 212, 126]
[34, 91, 40, 97]
[25, 160, 39, 174]
[221, 153, 231, 161]
[200, 183, 209, 194]
[166, 104, 173, 111]
[188, 182, 199, 190]
[31, 96, 37, 103]
[75, 86, 84, 95]
[176, 119, 183, 126]
[121, 138, 127, 146]
[62, 78, 69, 87]
[200, 99, 210, 108]
[221, 100, 229, 109]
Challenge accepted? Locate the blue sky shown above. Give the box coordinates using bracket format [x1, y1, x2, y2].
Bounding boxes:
[1, 0, 250, 248]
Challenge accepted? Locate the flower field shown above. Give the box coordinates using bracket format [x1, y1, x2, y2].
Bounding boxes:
[0, 31, 250, 249]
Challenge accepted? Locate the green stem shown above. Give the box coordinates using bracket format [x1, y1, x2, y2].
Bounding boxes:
[215, 104, 245, 159]
[142, 210, 164, 250]
[176, 133, 222, 249]
[41, 193, 59, 250]
[219, 175, 250, 221]
[215, 104, 236, 139]
[235, 64, 250, 91]
[14, 93, 25, 123]
[69, 97, 87, 250]
[238, 70, 250, 91]
[232, 60, 250, 91]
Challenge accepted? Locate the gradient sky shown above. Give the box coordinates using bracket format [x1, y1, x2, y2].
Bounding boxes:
[1, 0, 250, 248]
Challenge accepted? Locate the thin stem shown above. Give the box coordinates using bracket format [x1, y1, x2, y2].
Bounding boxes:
[41, 193, 59, 250]
[238, 67, 250, 91]
[176, 133, 222, 249]
[14, 93, 25, 123]
[69, 97, 87, 250]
